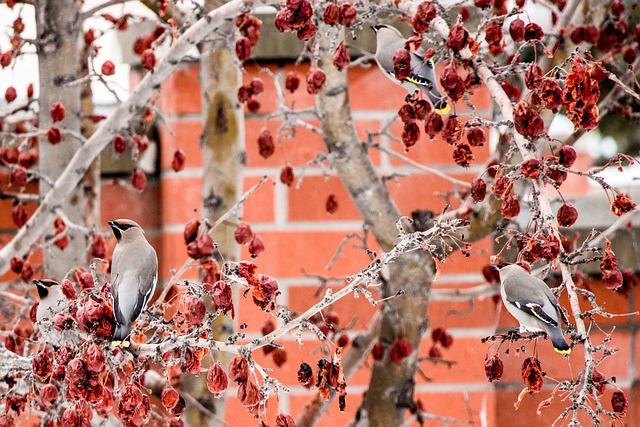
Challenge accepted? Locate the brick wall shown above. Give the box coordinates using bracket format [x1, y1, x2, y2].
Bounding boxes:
[106, 62, 639, 426]
[2, 59, 635, 425]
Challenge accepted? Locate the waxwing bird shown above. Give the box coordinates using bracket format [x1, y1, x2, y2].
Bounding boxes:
[34, 279, 70, 347]
[109, 219, 158, 345]
[372, 24, 451, 114]
[495, 263, 571, 354]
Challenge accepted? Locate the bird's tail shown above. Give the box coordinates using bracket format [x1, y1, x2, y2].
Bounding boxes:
[547, 326, 571, 355]
[433, 97, 451, 115]
[113, 323, 131, 342]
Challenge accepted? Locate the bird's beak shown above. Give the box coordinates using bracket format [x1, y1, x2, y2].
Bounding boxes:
[492, 265, 499, 271]
[109, 221, 122, 240]
[371, 25, 378, 33]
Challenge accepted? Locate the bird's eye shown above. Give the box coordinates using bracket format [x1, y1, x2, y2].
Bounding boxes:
[120, 224, 132, 231]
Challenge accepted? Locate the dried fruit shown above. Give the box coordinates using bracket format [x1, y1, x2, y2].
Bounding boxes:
[285, 72, 300, 93]
[611, 390, 627, 413]
[323, 3, 340, 25]
[101, 60, 115, 76]
[389, 338, 413, 365]
[131, 169, 147, 190]
[206, 364, 229, 395]
[513, 99, 544, 139]
[46, 126, 62, 144]
[12, 201, 27, 227]
[411, 1, 436, 33]
[257, 128, 275, 159]
[557, 203, 578, 227]
[326, 193, 338, 214]
[558, 146, 576, 168]
[234, 221, 253, 244]
[520, 158, 541, 178]
[186, 233, 215, 259]
[297, 362, 313, 385]
[447, 24, 469, 51]
[306, 69, 326, 94]
[332, 42, 350, 71]
[470, 178, 487, 202]
[229, 355, 249, 383]
[501, 195, 521, 218]
[510, 18, 525, 42]
[611, 193, 636, 216]
[521, 357, 543, 393]
[236, 37, 251, 62]
[466, 127, 485, 147]
[371, 342, 385, 361]
[5, 87, 16, 103]
[171, 149, 186, 172]
[280, 163, 295, 186]
[249, 235, 265, 257]
[50, 102, 66, 122]
[392, 48, 411, 81]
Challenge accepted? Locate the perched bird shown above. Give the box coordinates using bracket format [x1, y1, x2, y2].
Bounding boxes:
[34, 279, 70, 347]
[495, 263, 571, 354]
[109, 219, 158, 345]
[372, 24, 450, 114]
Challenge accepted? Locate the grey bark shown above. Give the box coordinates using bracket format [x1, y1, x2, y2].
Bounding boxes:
[181, 4, 244, 425]
[35, 1, 90, 279]
[314, 24, 435, 427]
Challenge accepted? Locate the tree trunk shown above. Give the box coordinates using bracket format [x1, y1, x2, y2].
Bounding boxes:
[315, 24, 435, 426]
[182, 6, 243, 425]
[35, 1, 91, 279]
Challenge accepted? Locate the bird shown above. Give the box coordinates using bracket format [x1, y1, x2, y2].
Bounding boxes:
[109, 219, 158, 345]
[34, 279, 71, 348]
[372, 24, 451, 114]
[495, 263, 571, 354]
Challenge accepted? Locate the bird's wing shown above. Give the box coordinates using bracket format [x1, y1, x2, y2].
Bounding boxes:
[508, 300, 559, 328]
[408, 51, 437, 88]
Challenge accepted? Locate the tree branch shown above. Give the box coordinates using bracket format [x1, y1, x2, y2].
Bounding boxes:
[0, 0, 266, 277]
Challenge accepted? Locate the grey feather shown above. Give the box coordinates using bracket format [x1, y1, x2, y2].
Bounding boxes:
[372, 25, 449, 113]
[498, 264, 571, 354]
[109, 220, 158, 342]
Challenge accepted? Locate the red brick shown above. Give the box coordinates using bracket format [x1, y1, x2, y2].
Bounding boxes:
[435, 237, 494, 277]
[557, 280, 633, 327]
[282, 63, 315, 110]
[235, 289, 279, 334]
[158, 231, 196, 281]
[496, 387, 629, 426]
[289, 391, 362, 427]
[160, 64, 202, 115]
[348, 66, 411, 111]
[249, 337, 371, 388]
[243, 176, 275, 223]
[100, 180, 161, 229]
[160, 175, 203, 224]
[158, 120, 203, 170]
[427, 294, 499, 329]
[545, 152, 592, 196]
[224, 393, 282, 426]
[417, 337, 489, 384]
[388, 120, 491, 166]
[239, 230, 375, 278]
[245, 119, 326, 168]
[287, 284, 378, 331]
[414, 390, 496, 427]
[496, 331, 630, 382]
[288, 176, 360, 222]
[354, 120, 382, 165]
[386, 171, 476, 217]
[242, 64, 279, 114]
